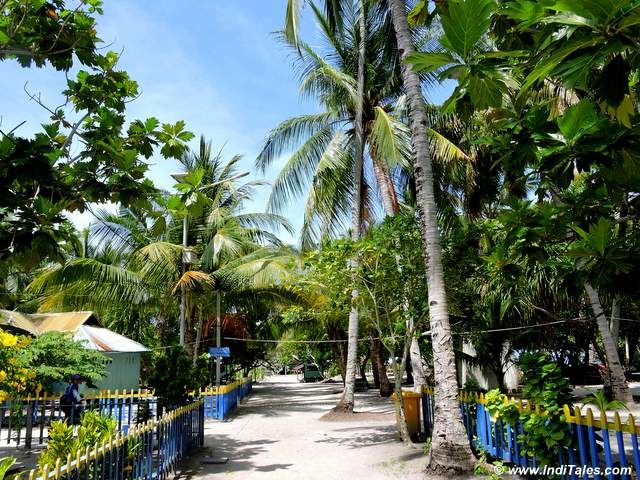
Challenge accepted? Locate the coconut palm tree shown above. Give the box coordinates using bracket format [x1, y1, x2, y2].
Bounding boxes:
[270, 1, 469, 409]
[387, 0, 475, 472]
[29, 140, 298, 351]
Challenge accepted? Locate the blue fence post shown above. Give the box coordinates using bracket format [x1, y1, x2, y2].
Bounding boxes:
[585, 409, 602, 480]
[613, 412, 631, 480]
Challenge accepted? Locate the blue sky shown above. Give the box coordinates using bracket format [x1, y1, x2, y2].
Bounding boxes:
[1, 1, 452, 244]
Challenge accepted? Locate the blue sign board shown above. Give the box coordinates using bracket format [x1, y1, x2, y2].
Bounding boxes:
[209, 347, 230, 357]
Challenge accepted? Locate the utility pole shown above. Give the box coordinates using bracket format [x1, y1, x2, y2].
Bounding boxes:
[179, 215, 188, 346]
[216, 290, 222, 388]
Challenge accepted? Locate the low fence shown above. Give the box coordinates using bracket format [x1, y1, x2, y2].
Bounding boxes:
[199, 377, 252, 420]
[422, 388, 640, 479]
[4, 378, 254, 449]
[25, 399, 204, 480]
[1, 390, 157, 449]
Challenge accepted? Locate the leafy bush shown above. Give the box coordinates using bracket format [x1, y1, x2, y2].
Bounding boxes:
[19, 332, 107, 392]
[0, 457, 17, 480]
[146, 346, 207, 410]
[39, 411, 117, 472]
[482, 352, 574, 466]
[463, 375, 485, 393]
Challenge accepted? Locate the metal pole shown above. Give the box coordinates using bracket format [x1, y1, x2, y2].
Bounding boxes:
[179, 215, 188, 346]
[215, 290, 221, 388]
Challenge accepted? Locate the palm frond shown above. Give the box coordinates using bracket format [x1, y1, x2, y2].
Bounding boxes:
[256, 112, 340, 171]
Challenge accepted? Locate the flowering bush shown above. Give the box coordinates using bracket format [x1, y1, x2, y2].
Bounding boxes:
[0, 331, 36, 401]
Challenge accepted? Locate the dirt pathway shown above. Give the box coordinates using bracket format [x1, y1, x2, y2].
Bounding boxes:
[179, 375, 427, 480]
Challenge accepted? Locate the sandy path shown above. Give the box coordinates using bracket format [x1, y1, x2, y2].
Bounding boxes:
[178, 375, 427, 480]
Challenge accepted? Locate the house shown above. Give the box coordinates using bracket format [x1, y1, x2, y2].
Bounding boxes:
[0, 310, 149, 391]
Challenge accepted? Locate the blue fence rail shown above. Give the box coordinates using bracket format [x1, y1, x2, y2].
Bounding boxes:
[25, 399, 204, 480]
[199, 377, 252, 420]
[1, 390, 157, 448]
[422, 388, 639, 479]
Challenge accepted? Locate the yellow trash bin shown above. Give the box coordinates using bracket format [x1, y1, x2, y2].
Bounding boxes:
[391, 390, 422, 439]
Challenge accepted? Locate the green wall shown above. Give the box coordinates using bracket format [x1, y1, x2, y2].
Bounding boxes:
[95, 352, 142, 391]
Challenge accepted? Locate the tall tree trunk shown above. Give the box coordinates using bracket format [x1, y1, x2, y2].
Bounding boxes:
[371, 338, 393, 396]
[389, 0, 474, 472]
[372, 153, 428, 393]
[193, 307, 203, 365]
[585, 284, 630, 401]
[371, 344, 381, 388]
[327, 323, 347, 381]
[611, 295, 621, 346]
[405, 353, 414, 385]
[336, 0, 366, 413]
[372, 159, 399, 215]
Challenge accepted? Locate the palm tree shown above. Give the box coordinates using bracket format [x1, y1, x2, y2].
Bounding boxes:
[388, 0, 475, 472]
[270, 2, 469, 405]
[29, 139, 298, 353]
[341, 0, 366, 413]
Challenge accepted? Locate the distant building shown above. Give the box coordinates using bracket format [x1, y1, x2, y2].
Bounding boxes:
[0, 310, 149, 391]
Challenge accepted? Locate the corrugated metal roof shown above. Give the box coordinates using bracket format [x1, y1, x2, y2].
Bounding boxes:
[30, 311, 100, 333]
[0, 310, 148, 353]
[74, 326, 149, 353]
[0, 310, 39, 335]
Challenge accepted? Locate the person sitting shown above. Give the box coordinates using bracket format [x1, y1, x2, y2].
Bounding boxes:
[60, 374, 86, 424]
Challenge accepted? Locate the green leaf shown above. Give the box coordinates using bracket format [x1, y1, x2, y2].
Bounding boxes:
[406, 52, 457, 73]
[553, 0, 630, 24]
[557, 99, 599, 142]
[439, 0, 496, 60]
[520, 37, 600, 92]
[467, 74, 504, 108]
[588, 218, 613, 256]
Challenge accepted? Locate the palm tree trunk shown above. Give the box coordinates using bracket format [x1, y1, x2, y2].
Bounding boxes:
[372, 159, 399, 215]
[611, 295, 621, 346]
[193, 306, 203, 365]
[585, 284, 630, 401]
[336, 0, 366, 413]
[372, 152, 428, 392]
[389, 0, 474, 472]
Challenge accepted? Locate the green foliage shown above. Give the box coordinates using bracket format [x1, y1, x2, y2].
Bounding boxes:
[38, 411, 116, 471]
[463, 376, 484, 393]
[0, 0, 103, 70]
[38, 421, 74, 471]
[484, 353, 574, 466]
[583, 389, 629, 413]
[19, 332, 107, 392]
[147, 347, 206, 410]
[0, 457, 17, 480]
[1, 2, 194, 274]
[518, 352, 573, 406]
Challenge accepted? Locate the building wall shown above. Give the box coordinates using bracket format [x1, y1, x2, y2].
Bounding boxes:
[50, 352, 142, 393]
[95, 352, 142, 391]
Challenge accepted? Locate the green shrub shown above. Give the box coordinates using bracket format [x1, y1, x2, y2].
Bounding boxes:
[147, 347, 207, 410]
[481, 352, 574, 467]
[38, 411, 117, 472]
[0, 457, 17, 480]
[19, 332, 107, 392]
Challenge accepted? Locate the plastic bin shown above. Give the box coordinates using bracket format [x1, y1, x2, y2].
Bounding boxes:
[391, 390, 422, 439]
